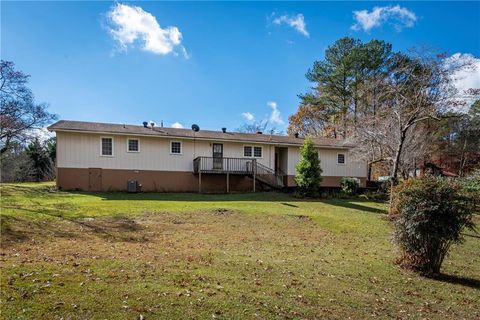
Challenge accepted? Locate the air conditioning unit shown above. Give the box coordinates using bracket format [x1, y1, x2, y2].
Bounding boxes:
[127, 180, 139, 193]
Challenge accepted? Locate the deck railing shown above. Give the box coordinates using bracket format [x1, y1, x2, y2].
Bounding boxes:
[193, 156, 285, 189]
[255, 162, 285, 188]
[193, 156, 254, 174]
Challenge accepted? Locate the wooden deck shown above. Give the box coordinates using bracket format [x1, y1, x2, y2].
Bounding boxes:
[193, 157, 255, 175]
[193, 157, 285, 193]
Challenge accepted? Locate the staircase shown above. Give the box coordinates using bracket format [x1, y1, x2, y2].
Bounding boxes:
[252, 162, 285, 190]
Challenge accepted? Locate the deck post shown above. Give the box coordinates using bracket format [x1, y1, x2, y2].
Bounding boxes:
[253, 159, 256, 192]
[226, 172, 229, 193]
[199, 170, 202, 193]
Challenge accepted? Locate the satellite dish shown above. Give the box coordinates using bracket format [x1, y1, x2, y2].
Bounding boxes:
[191, 124, 200, 132]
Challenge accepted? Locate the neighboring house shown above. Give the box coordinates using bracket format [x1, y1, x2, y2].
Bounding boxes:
[48, 120, 367, 192]
[414, 162, 459, 178]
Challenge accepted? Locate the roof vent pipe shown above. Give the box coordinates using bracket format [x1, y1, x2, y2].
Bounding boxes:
[150, 122, 155, 129]
[222, 127, 227, 133]
[143, 121, 148, 128]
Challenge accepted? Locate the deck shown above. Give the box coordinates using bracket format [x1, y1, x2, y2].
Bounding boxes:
[193, 157, 255, 175]
[193, 156, 285, 192]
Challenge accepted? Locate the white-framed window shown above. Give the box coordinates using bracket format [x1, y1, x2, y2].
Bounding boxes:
[243, 145, 262, 158]
[127, 138, 140, 152]
[337, 153, 346, 165]
[100, 137, 114, 157]
[253, 146, 262, 158]
[170, 141, 182, 154]
[243, 146, 252, 157]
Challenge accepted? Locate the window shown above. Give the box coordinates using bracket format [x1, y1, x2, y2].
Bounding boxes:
[253, 146, 262, 158]
[337, 153, 346, 165]
[243, 146, 252, 157]
[101, 137, 113, 156]
[243, 145, 262, 158]
[171, 141, 182, 154]
[127, 138, 139, 152]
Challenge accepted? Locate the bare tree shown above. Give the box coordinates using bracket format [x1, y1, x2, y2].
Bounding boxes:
[0, 61, 56, 155]
[237, 120, 282, 135]
[351, 51, 474, 183]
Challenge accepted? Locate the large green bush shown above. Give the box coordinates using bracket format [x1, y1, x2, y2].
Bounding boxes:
[391, 177, 477, 276]
[295, 138, 322, 196]
[340, 177, 359, 196]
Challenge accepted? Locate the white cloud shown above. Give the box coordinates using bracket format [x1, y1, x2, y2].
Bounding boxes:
[272, 13, 309, 37]
[241, 112, 255, 121]
[171, 122, 184, 129]
[351, 5, 417, 32]
[107, 3, 187, 56]
[267, 101, 284, 125]
[444, 53, 480, 107]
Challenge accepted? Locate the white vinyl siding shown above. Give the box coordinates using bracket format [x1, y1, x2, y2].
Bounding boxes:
[56, 131, 366, 179]
[287, 147, 366, 177]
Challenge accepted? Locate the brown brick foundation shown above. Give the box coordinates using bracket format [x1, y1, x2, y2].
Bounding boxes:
[57, 167, 263, 193]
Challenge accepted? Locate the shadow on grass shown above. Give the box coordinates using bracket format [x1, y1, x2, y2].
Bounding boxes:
[430, 273, 480, 290]
[323, 199, 387, 215]
[1, 214, 78, 246]
[281, 202, 299, 208]
[78, 191, 300, 202]
[463, 232, 480, 239]
[1, 206, 147, 247]
[3, 184, 389, 211]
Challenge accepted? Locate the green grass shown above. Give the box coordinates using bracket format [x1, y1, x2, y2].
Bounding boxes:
[1, 182, 479, 319]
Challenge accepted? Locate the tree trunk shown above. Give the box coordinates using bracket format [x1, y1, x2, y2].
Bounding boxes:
[458, 139, 468, 177]
[389, 129, 407, 214]
[368, 162, 372, 181]
[392, 129, 407, 184]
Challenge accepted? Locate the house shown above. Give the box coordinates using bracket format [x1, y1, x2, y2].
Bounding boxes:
[415, 162, 459, 178]
[47, 120, 367, 192]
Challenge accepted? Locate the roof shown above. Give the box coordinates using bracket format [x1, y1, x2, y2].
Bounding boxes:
[48, 120, 353, 148]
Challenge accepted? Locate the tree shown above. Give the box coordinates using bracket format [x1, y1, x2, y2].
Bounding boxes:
[295, 138, 322, 196]
[421, 101, 480, 177]
[0, 141, 34, 182]
[237, 120, 282, 135]
[287, 104, 336, 137]
[1, 61, 56, 155]
[25, 137, 55, 182]
[352, 51, 474, 184]
[290, 38, 478, 183]
[45, 136, 56, 164]
[292, 38, 393, 139]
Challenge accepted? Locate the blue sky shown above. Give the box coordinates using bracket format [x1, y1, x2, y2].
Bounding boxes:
[2, 1, 479, 132]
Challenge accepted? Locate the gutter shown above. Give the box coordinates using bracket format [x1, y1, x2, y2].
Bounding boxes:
[48, 128, 353, 150]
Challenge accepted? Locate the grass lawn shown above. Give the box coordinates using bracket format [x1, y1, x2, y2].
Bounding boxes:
[1, 183, 479, 319]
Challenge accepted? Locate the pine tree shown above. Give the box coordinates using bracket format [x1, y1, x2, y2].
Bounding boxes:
[25, 137, 54, 182]
[295, 138, 323, 196]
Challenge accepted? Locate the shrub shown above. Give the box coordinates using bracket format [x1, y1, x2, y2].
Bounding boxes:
[340, 177, 359, 196]
[295, 138, 322, 197]
[460, 171, 480, 213]
[391, 177, 477, 276]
